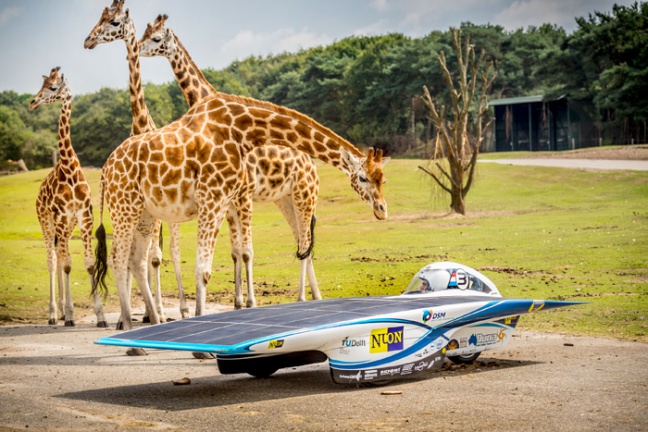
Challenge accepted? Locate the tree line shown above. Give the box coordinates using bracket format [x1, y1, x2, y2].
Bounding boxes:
[1, 2, 645, 170]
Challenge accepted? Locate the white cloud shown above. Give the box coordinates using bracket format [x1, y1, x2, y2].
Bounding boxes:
[220, 28, 332, 60]
[491, 0, 630, 31]
[372, 0, 390, 12]
[353, 19, 390, 37]
[492, 0, 574, 30]
[0, 6, 21, 27]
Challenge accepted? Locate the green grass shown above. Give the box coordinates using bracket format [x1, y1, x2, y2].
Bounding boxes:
[0, 159, 646, 341]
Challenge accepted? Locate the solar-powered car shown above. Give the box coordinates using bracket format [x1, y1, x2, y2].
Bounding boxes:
[96, 262, 580, 385]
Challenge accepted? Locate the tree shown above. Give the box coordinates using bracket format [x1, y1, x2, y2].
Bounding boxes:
[0, 105, 28, 163]
[418, 28, 496, 215]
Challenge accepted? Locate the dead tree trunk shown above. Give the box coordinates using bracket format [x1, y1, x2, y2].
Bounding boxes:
[418, 28, 495, 215]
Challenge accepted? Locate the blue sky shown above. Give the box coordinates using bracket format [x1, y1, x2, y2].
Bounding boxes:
[0, 0, 630, 95]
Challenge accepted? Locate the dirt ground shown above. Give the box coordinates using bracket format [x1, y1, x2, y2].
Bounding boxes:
[1, 303, 647, 432]
[523, 144, 648, 160]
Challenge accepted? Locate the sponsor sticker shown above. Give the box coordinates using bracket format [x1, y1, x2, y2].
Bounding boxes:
[370, 326, 404, 353]
[268, 339, 284, 349]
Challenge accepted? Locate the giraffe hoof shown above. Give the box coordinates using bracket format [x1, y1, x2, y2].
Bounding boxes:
[48, 319, 57, 325]
[116, 322, 124, 330]
[64, 320, 75, 327]
[142, 316, 151, 324]
[96, 321, 109, 328]
[126, 348, 147, 357]
[192, 352, 215, 360]
[166, 318, 176, 322]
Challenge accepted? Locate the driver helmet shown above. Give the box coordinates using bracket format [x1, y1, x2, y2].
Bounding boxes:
[419, 269, 451, 292]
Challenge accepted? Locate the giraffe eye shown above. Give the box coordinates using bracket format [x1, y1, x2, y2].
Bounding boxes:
[109, 20, 120, 26]
[359, 176, 368, 183]
[152, 37, 162, 43]
[48, 87, 57, 91]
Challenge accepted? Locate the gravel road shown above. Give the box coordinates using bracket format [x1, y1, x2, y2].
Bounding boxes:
[1, 307, 647, 432]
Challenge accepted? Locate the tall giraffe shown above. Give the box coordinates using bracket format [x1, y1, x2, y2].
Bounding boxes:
[29, 66, 107, 328]
[139, 14, 326, 309]
[84, 0, 179, 324]
[84, 0, 169, 327]
[91, 79, 388, 331]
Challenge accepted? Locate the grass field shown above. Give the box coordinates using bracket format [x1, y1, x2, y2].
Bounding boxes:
[0, 155, 646, 341]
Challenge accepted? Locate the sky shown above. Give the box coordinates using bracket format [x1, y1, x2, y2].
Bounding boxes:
[0, 0, 632, 96]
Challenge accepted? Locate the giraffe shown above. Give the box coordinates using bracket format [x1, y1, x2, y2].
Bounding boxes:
[84, 0, 177, 325]
[29, 66, 107, 328]
[139, 14, 326, 309]
[91, 83, 388, 332]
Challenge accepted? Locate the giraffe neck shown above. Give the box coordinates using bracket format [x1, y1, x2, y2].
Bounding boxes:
[167, 32, 214, 108]
[124, 20, 156, 134]
[57, 94, 78, 165]
[205, 96, 365, 176]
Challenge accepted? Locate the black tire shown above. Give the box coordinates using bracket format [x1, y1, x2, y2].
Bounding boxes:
[447, 352, 481, 364]
[247, 367, 279, 378]
[362, 379, 393, 387]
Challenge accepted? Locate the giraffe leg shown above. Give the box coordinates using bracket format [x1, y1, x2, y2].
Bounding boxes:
[168, 222, 187, 318]
[131, 212, 160, 326]
[145, 219, 167, 323]
[56, 223, 75, 327]
[194, 192, 230, 317]
[227, 204, 245, 310]
[306, 257, 321, 300]
[274, 196, 317, 302]
[237, 196, 256, 309]
[40, 217, 58, 325]
[110, 215, 140, 331]
[191, 196, 228, 360]
[56, 262, 65, 321]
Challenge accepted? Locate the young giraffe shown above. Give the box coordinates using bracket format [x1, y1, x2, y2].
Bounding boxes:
[91, 92, 388, 332]
[139, 14, 325, 309]
[29, 67, 107, 328]
[84, 0, 183, 324]
[84, 0, 167, 327]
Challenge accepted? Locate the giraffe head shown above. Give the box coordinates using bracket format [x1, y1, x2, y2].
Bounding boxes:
[348, 148, 389, 220]
[139, 14, 174, 58]
[84, 0, 132, 49]
[29, 67, 70, 110]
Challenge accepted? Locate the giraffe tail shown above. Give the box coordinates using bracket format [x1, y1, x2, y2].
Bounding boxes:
[296, 215, 316, 260]
[92, 170, 109, 298]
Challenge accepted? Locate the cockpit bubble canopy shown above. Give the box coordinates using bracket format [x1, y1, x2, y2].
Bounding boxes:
[403, 262, 500, 296]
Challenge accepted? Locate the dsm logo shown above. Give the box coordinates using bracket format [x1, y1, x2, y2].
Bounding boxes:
[370, 326, 404, 353]
[422, 309, 446, 323]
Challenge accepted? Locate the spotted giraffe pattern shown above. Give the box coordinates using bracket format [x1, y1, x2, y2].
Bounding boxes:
[92, 89, 388, 332]
[140, 14, 322, 309]
[29, 67, 107, 328]
[84, 0, 171, 327]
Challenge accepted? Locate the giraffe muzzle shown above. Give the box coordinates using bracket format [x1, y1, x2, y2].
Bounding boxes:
[84, 37, 98, 49]
[374, 203, 388, 220]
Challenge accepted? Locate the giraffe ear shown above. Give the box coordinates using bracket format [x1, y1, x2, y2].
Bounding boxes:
[42, 75, 48, 80]
[380, 157, 391, 167]
[124, 8, 130, 18]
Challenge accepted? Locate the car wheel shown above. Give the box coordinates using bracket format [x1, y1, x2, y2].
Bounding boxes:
[447, 352, 481, 364]
[247, 367, 279, 378]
